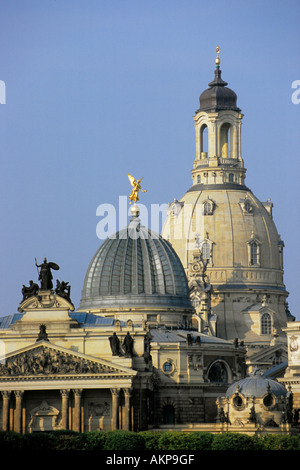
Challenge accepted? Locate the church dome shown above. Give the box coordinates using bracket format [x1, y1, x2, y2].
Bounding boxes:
[198, 68, 240, 112]
[225, 370, 287, 398]
[167, 185, 284, 276]
[79, 213, 193, 320]
[161, 48, 291, 346]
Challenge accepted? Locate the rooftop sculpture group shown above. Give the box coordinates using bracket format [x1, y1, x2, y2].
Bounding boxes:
[20, 258, 72, 305]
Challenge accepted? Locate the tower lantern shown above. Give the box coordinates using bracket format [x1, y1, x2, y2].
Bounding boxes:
[193, 46, 245, 187]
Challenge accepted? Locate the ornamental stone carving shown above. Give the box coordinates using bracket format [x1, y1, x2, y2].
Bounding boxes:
[0, 345, 119, 376]
[289, 336, 298, 352]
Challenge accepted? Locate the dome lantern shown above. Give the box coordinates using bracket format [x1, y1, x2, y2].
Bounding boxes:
[193, 46, 245, 188]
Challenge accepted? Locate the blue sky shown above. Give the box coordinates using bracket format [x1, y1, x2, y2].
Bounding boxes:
[0, 0, 299, 319]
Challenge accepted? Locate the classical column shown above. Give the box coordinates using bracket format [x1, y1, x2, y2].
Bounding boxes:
[60, 389, 70, 430]
[124, 388, 132, 431]
[1, 391, 11, 431]
[14, 390, 24, 433]
[73, 389, 83, 432]
[110, 388, 120, 430]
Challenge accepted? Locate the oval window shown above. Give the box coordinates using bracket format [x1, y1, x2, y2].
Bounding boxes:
[263, 394, 274, 407]
[233, 395, 243, 408]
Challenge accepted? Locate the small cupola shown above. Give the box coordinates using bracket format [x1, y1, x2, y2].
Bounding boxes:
[192, 47, 245, 187]
[198, 46, 240, 113]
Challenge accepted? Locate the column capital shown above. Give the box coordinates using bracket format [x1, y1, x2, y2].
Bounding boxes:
[110, 388, 121, 396]
[1, 391, 11, 399]
[60, 389, 71, 397]
[14, 390, 24, 399]
[73, 389, 83, 397]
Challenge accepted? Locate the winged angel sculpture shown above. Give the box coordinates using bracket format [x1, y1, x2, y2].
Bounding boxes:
[128, 174, 147, 204]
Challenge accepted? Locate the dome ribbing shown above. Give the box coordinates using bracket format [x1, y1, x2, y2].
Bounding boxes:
[226, 371, 287, 398]
[80, 217, 193, 312]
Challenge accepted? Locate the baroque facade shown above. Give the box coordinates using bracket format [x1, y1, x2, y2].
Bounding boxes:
[0, 216, 246, 433]
[161, 49, 295, 373]
[0, 50, 298, 435]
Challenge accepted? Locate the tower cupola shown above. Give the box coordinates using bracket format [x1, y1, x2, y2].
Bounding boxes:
[199, 68, 240, 113]
[192, 47, 245, 188]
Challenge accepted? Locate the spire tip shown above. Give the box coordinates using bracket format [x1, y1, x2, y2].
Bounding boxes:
[215, 46, 220, 67]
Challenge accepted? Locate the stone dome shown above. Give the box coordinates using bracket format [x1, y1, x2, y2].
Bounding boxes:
[163, 185, 285, 290]
[198, 68, 240, 112]
[225, 370, 287, 398]
[162, 184, 290, 341]
[79, 214, 193, 322]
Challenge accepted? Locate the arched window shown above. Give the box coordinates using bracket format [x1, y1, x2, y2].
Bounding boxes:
[204, 201, 212, 214]
[247, 237, 261, 266]
[220, 123, 231, 158]
[200, 124, 208, 155]
[197, 174, 201, 184]
[201, 242, 211, 262]
[208, 361, 228, 383]
[203, 198, 214, 215]
[261, 312, 272, 335]
[229, 173, 234, 183]
[250, 242, 258, 265]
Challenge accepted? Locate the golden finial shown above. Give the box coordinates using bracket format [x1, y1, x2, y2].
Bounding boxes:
[215, 46, 220, 67]
[128, 174, 147, 205]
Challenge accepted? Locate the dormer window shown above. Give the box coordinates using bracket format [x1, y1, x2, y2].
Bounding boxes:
[261, 312, 272, 335]
[250, 242, 258, 265]
[204, 201, 212, 214]
[247, 234, 261, 266]
[203, 197, 215, 215]
[240, 197, 253, 215]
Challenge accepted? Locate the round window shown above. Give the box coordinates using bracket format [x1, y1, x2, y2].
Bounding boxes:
[233, 395, 243, 408]
[263, 394, 274, 407]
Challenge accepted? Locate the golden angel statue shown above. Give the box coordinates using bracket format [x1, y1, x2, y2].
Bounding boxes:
[128, 174, 147, 204]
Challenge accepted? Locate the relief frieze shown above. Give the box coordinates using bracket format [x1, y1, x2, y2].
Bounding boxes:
[0, 345, 118, 377]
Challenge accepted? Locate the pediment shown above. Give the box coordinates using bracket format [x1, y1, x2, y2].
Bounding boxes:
[247, 344, 288, 364]
[18, 290, 75, 313]
[0, 341, 136, 379]
[242, 304, 275, 315]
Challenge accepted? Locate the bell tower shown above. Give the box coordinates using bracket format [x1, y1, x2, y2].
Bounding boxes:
[192, 47, 246, 187]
